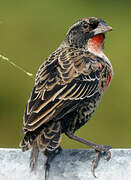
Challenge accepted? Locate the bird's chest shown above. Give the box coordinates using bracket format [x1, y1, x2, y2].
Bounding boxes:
[97, 62, 113, 94]
[85, 51, 113, 93]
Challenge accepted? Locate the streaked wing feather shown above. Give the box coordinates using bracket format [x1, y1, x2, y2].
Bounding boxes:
[23, 48, 101, 131]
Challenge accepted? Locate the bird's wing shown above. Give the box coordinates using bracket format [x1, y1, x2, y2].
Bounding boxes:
[23, 48, 102, 131]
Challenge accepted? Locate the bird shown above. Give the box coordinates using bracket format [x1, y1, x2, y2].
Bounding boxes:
[20, 17, 113, 179]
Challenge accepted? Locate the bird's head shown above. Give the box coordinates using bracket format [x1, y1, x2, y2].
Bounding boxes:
[65, 17, 112, 53]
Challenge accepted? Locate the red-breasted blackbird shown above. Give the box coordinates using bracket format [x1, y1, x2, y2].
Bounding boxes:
[20, 17, 113, 179]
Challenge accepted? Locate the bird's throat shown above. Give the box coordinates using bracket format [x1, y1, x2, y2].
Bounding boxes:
[88, 34, 105, 55]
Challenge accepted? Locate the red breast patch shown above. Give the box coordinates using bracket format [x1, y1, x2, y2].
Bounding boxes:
[90, 34, 104, 47]
[106, 72, 112, 88]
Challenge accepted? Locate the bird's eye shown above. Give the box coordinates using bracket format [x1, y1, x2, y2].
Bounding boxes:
[82, 22, 88, 29]
[89, 21, 99, 30]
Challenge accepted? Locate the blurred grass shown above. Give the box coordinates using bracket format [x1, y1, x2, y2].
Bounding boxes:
[0, 0, 131, 149]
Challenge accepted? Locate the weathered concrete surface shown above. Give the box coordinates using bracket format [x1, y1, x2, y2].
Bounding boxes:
[0, 148, 131, 180]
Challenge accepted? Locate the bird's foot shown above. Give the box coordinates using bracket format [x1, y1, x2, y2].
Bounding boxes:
[44, 146, 62, 180]
[30, 146, 39, 173]
[44, 160, 50, 180]
[91, 144, 112, 177]
[65, 132, 111, 178]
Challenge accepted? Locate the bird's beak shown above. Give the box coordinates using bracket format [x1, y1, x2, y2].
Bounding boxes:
[93, 22, 112, 35]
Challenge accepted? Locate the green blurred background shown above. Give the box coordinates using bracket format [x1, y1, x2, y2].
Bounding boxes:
[0, 0, 131, 149]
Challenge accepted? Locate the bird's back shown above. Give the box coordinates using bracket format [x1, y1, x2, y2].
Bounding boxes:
[20, 47, 112, 152]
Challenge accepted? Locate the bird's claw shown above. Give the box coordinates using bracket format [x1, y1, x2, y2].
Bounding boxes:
[91, 145, 112, 177]
[104, 150, 111, 161]
[91, 150, 100, 177]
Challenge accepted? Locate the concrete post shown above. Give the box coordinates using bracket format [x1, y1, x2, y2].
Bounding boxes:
[0, 148, 130, 180]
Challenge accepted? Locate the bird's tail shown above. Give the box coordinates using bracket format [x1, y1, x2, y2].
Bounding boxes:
[36, 121, 62, 152]
[19, 132, 35, 152]
[19, 121, 62, 152]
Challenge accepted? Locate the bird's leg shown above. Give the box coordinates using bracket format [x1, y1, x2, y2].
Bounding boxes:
[30, 143, 39, 173]
[91, 150, 100, 177]
[44, 146, 62, 180]
[44, 155, 50, 180]
[65, 132, 111, 177]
